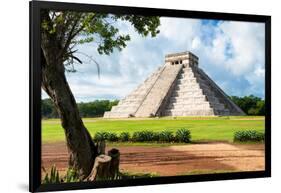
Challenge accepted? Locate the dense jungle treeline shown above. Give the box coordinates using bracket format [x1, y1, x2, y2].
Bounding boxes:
[41, 95, 265, 118]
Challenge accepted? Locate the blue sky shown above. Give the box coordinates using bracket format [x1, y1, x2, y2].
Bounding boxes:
[42, 17, 265, 102]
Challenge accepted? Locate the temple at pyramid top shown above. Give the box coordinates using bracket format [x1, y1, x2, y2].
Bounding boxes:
[164, 51, 198, 66]
[104, 51, 245, 118]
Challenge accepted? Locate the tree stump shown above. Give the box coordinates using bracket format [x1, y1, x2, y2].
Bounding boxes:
[85, 147, 121, 181]
[86, 154, 112, 181]
[108, 148, 120, 179]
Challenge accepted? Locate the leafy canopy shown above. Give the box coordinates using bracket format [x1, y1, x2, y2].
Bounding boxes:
[41, 10, 160, 71]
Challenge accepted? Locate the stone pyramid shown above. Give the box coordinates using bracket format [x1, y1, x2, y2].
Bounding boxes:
[104, 51, 245, 118]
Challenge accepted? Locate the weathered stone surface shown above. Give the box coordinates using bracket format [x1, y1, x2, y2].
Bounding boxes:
[103, 51, 245, 118]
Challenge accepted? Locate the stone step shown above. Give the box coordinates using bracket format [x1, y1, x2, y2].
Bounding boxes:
[175, 84, 202, 91]
[180, 71, 195, 78]
[103, 111, 131, 118]
[164, 109, 215, 116]
[118, 99, 143, 105]
[171, 91, 205, 98]
[173, 89, 204, 96]
[176, 77, 198, 84]
[166, 102, 211, 110]
[206, 95, 221, 104]
[209, 103, 226, 110]
[214, 109, 230, 116]
[168, 95, 207, 103]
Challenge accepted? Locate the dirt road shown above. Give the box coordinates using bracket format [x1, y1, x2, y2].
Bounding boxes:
[42, 142, 264, 176]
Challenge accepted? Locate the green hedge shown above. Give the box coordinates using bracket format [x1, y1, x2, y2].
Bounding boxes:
[175, 128, 191, 143]
[233, 130, 264, 142]
[93, 129, 192, 143]
[93, 131, 110, 141]
[107, 132, 119, 142]
[132, 131, 155, 142]
[158, 131, 174, 142]
[119, 132, 130, 142]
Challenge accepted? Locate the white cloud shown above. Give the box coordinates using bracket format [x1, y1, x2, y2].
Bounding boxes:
[219, 21, 265, 76]
[191, 36, 201, 50]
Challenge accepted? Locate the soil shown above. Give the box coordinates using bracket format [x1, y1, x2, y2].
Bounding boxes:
[42, 142, 265, 176]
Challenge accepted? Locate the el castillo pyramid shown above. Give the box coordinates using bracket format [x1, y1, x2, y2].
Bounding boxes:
[104, 51, 245, 118]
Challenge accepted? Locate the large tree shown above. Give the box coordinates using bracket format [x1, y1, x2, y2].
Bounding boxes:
[40, 10, 160, 179]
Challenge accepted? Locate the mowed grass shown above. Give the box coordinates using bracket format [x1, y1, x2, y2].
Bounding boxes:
[42, 116, 265, 143]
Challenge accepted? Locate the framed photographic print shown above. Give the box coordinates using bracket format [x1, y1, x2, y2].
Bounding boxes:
[29, 0, 271, 192]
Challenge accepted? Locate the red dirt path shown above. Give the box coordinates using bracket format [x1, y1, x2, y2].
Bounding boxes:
[42, 142, 264, 176]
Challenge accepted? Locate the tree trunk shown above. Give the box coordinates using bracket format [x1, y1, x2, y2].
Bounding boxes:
[41, 42, 97, 179]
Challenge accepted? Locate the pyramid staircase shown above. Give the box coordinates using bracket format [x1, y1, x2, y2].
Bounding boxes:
[104, 51, 245, 118]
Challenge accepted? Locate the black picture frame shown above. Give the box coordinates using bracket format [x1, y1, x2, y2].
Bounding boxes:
[29, 0, 271, 192]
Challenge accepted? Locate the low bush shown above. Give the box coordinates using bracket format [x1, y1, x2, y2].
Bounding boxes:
[233, 130, 264, 142]
[132, 131, 155, 142]
[93, 131, 110, 141]
[175, 128, 191, 143]
[119, 132, 130, 142]
[152, 132, 160, 141]
[42, 166, 80, 184]
[107, 133, 119, 142]
[93, 129, 192, 143]
[64, 168, 80, 183]
[158, 130, 174, 142]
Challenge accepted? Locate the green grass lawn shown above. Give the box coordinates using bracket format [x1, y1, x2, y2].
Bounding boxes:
[42, 116, 265, 143]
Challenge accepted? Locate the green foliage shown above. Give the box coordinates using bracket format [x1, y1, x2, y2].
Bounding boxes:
[93, 131, 119, 141]
[132, 131, 155, 142]
[158, 130, 174, 142]
[42, 166, 80, 184]
[42, 165, 156, 184]
[152, 132, 160, 141]
[41, 99, 59, 118]
[107, 132, 119, 142]
[233, 130, 264, 142]
[42, 99, 118, 118]
[119, 132, 130, 142]
[42, 166, 60, 184]
[93, 131, 110, 141]
[63, 168, 80, 183]
[78, 100, 118, 118]
[115, 15, 160, 37]
[119, 172, 158, 179]
[41, 10, 161, 69]
[175, 128, 191, 143]
[230, 95, 265, 115]
[129, 129, 189, 143]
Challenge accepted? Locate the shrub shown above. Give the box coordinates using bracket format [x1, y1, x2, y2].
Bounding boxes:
[93, 131, 110, 141]
[42, 166, 80, 184]
[107, 132, 119, 142]
[175, 128, 191, 143]
[42, 165, 60, 184]
[132, 131, 155, 142]
[158, 130, 174, 142]
[64, 168, 80, 183]
[93, 131, 119, 142]
[152, 132, 160, 141]
[119, 132, 130, 142]
[234, 130, 264, 142]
